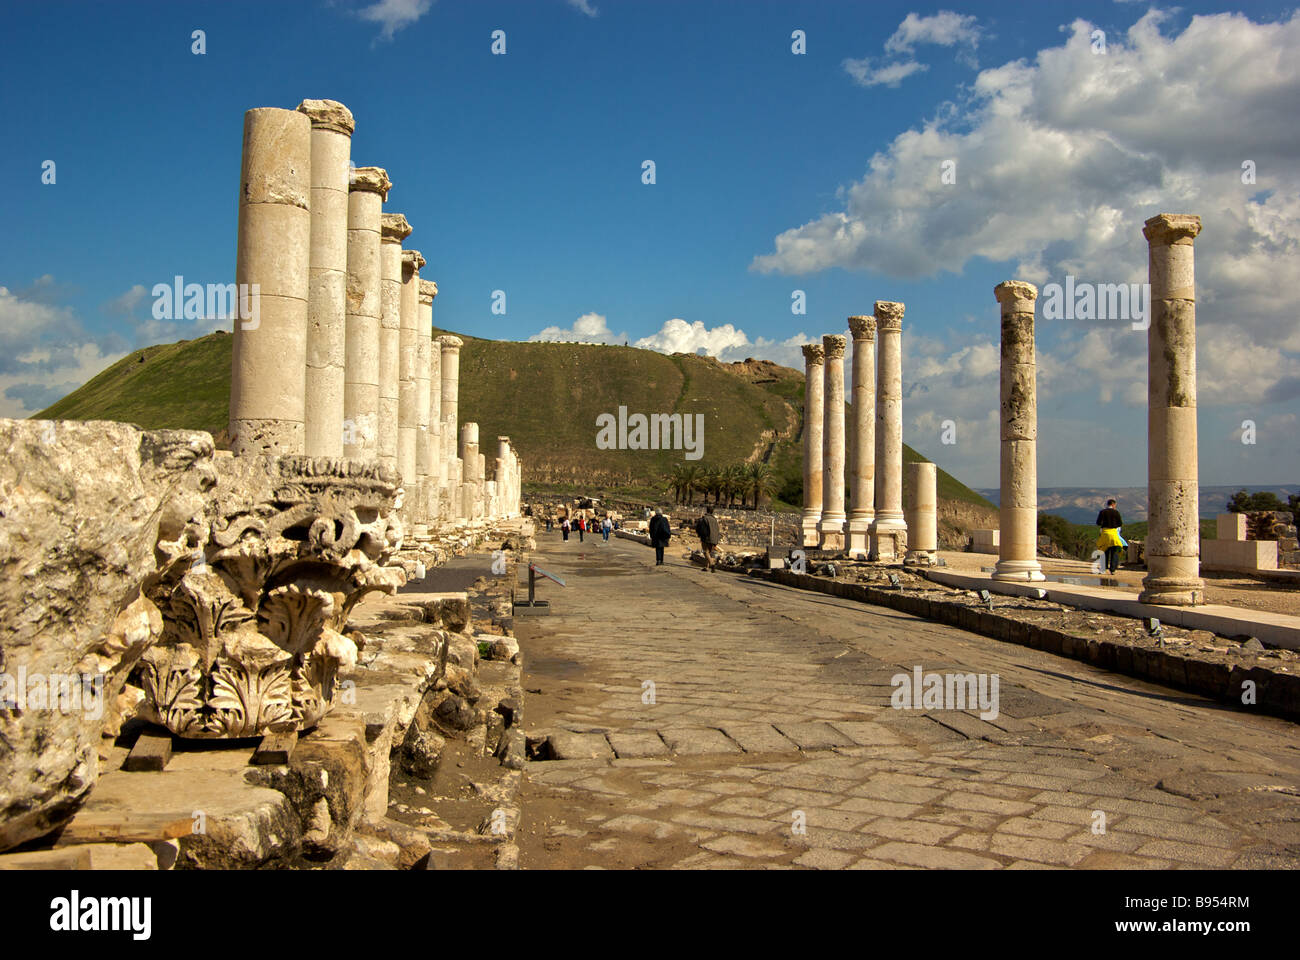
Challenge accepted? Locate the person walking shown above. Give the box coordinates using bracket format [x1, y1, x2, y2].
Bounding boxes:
[577, 515, 585, 543]
[694, 505, 721, 572]
[1095, 498, 1126, 574]
[560, 516, 570, 542]
[601, 516, 611, 541]
[649, 508, 671, 566]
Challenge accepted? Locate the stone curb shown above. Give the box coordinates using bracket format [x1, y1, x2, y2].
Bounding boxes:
[748, 568, 1300, 722]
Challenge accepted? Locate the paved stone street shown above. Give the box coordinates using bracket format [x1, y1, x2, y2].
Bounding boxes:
[514, 532, 1300, 869]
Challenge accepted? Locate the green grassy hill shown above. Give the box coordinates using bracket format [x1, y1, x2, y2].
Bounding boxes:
[35, 330, 995, 516]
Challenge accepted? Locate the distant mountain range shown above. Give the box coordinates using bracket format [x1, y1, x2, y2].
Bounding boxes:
[976, 485, 1300, 524]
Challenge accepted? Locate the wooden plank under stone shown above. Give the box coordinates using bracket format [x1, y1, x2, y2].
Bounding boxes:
[123, 732, 173, 772]
[252, 731, 298, 765]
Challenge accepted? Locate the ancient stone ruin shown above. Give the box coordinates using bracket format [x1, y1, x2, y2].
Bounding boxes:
[0, 97, 526, 861]
[800, 216, 1210, 604]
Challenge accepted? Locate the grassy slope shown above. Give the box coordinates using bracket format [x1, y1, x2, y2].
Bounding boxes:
[35, 330, 994, 513]
[37, 334, 232, 435]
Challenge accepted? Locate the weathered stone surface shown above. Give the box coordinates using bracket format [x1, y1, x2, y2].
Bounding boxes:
[138, 455, 405, 739]
[0, 420, 215, 852]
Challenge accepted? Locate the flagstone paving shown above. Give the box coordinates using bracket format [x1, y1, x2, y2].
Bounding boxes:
[513, 533, 1300, 869]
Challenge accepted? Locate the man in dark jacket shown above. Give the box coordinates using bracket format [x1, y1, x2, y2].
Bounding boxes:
[694, 505, 721, 572]
[649, 509, 671, 565]
[1096, 499, 1124, 574]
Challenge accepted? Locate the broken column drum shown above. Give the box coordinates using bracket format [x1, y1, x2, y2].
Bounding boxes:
[904, 461, 937, 564]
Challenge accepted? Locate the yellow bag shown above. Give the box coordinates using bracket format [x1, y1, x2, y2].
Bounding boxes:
[1097, 527, 1124, 550]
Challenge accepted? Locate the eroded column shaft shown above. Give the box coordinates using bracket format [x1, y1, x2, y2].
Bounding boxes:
[298, 99, 354, 458]
[1140, 213, 1204, 605]
[847, 315, 876, 558]
[800, 342, 825, 547]
[870, 301, 907, 560]
[818, 334, 847, 550]
[231, 107, 311, 455]
[343, 166, 389, 460]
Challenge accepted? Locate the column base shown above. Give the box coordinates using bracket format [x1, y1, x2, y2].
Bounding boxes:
[991, 559, 1045, 582]
[1138, 577, 1205, 606]
[904, 550, 936, 566]
[817, 514, 845, 552]
[801, 514, 822, 548]
[847, 516, 873, 559]
[869, 519, 907, 562]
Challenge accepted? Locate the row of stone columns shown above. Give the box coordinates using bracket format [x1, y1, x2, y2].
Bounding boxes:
[801, 302, 925, 561]
[228, 99, 522, 529]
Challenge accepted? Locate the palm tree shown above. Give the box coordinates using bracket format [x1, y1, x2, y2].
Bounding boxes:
[681, 463, 700, 505]
[698, 467, 721, 505]
[742, 462, 775, 509]
[667, 464, 690, 504]
[725, 464, 747, 508]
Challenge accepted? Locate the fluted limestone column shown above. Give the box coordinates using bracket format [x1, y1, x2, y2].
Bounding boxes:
[342, 166, 390, 460]
[231, 107, 311, 455]
[439, 335, 463, 511]
[297, 99, 354, 458]
[904, 461, 937, 564]
[846, 315, 876, 558]
[870, 301, 907, 560]
[818, 335, 847, 550]
[378, 214, 411, 473]
[1140, 214, 1205, 605]
[420, 280, 441, 523]
[992, 281, 1045, 582]
[800, 342, 825, 547]
[398, 248, 424, 488]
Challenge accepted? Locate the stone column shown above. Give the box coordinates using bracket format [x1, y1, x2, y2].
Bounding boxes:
[1140, 214, 1205, 605]
[870, 301, 907, 560]
[818, 335, 847, 550]
[439, 335, 463, 502]
[846, 315, 876, 558]
[398, 249, 424, 488]
[420, 280, 441, 520]
[411, 281, 433, 534]
[297, 100, 354, 458]
[378, 213, 411, 474]
[342, 167, 390, 460]
[992, 282, 1045, 581]
[904, 461, 937, 564]
[231, 107, 311, 456]
[800, 342, 825, 547]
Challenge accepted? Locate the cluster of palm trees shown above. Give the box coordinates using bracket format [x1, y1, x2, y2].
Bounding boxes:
[666, 462, 779, 509]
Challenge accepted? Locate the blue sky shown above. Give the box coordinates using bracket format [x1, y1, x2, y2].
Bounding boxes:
[2, 0, 1298, 488]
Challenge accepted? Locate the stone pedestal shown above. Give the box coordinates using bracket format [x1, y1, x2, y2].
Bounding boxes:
[398, 249, 424, 490]
[342, 167, 390, 460]
[993, 281, 1045, 583]
[869, 302, 907, 560]
[231, 107, 311, 456]
[378, 214, 411, 474]
[1140, 214, 1205, 605]
[800, 342, 825, 547]
[846, 315, 876, 558]
[904, 461, 937, 564]
[818, 335, 847, 551]
[298, 99, 354, 458]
